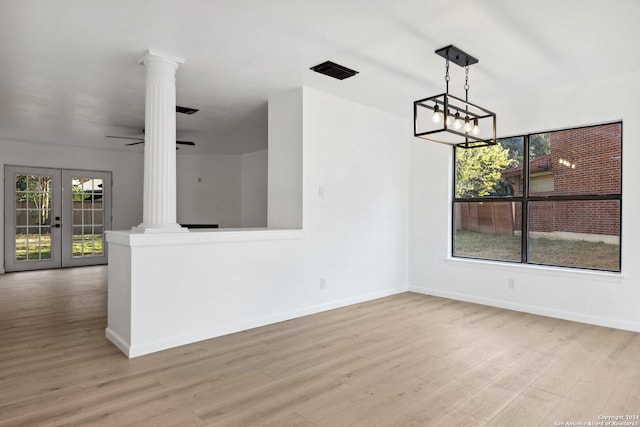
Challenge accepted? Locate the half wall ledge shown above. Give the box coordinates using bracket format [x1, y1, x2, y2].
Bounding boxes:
[106, 228, 305, 247]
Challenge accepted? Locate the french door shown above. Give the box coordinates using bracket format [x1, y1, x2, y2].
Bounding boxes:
[4, 166, 112, 272]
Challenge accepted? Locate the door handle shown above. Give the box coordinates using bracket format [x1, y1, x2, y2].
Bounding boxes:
[54, 224, 61, 228]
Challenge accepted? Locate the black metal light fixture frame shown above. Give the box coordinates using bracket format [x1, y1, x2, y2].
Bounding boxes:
[414, 45, 497, 149]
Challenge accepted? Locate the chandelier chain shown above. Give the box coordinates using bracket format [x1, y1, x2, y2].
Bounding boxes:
[444, 58, 450, 95]
[464, 65, 470, 103]
[464, 65, 470, 91]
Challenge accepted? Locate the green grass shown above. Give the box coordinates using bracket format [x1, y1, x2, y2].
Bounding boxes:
[454, 230, 620, 271]
[15, 234, 103, 261]
[71, 239, 104, 257]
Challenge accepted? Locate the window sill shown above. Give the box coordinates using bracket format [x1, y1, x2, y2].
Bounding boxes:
[446, 256, 625, 282]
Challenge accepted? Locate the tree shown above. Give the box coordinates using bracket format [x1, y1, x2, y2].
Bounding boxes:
[16, 175, 51, 226]
[529, 133, 551, 160]
[455, 143, 515, 198]
[499, 134, 550, 161]
[498, 137, 524, 160]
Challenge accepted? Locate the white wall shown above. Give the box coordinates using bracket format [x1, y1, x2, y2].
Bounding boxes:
[240, 148, 268, 227]
[177, 154, 242, 228]
[302, 87, 410, 289]
[268, 88, 303, 229]
[0, 138, 144, 272]
[106, 87, 410, 357]
[177, 151, 268, 228]
[409, 69, 640, 332]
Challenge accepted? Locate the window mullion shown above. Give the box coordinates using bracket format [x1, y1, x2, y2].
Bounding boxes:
[522, 134, 529, 264]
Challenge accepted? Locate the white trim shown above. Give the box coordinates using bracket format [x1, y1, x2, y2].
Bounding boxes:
[106, 228, 304, 247]
[105, 327, 131, 357]
[409, 286, 640, 333]
[125, 288, 404, 358]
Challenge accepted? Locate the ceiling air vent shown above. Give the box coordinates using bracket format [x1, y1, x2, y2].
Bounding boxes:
[310, 61, 359, 80]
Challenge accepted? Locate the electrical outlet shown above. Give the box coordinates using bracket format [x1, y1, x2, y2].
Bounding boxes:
[507, 278, 515, 290]
[320, 278, 326, 289]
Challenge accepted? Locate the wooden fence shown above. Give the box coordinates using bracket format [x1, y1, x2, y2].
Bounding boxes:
[455, 202, 515, 235]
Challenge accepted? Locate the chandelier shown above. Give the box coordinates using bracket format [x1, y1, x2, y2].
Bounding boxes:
[413, 45, 496, 148]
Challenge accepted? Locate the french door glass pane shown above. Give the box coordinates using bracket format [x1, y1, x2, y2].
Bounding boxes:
[16, 210, 27, 226]
[92, 226, 104, 256]
[14, 174, 53, 262]
[15, 226, 27, 261]
[38, 228, 52, 260]
[71, 177, 105, 258]
[16, 227, 53, 260]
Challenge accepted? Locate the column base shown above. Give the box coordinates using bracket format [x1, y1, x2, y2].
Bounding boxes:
[132, 223, 189, 233]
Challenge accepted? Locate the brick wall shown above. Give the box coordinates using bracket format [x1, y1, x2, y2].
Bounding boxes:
[533, 123, 621, 236]
[549, 123, 621, 196]
[528, 199, 620, 235]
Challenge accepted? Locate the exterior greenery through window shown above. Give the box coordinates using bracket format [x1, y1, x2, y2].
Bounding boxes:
[453, 122, 622, 272]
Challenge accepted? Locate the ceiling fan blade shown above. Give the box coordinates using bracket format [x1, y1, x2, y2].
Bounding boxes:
[106, 135, 144, 141]
[176, 106, 199, 115]
[109, 133, 193, 147]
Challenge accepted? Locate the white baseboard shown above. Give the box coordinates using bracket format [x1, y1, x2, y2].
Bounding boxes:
[126, 287, 405, 358]
[105, 327, 131, 357]
[409, 285, 640, 333]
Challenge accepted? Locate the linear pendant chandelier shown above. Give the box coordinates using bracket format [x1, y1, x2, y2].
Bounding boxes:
[413, 45, 496, 149]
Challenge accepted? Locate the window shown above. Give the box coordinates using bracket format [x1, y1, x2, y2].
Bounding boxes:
[453, 122, 622, 272]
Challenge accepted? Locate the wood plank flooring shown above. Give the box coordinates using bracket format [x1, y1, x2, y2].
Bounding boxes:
[1, 266, 639, 426]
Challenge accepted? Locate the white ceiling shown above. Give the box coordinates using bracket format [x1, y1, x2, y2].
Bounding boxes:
[1, 0, 638, 155]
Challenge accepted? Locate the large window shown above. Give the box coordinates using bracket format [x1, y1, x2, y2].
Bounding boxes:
[453, 122, 622, 272]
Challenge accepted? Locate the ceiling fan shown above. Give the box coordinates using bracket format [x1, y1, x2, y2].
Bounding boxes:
[106, 134, 195, 147]
[106, 105, 198, 147]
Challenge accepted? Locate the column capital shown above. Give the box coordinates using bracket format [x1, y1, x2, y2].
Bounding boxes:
[138, 49, 185, 67]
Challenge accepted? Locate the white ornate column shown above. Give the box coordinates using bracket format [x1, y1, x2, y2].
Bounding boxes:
[133, 49, 188, 233]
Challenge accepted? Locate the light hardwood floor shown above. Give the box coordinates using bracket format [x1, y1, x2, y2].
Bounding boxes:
[1, 266, 639, 426]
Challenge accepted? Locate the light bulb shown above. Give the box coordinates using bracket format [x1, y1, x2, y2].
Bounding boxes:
[431, 104, 442, 123]
[453, 112, 462, 130]
[463, 116, 472, 133]
[472, 118, 480, 135]
[445, 110, 453, 127]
